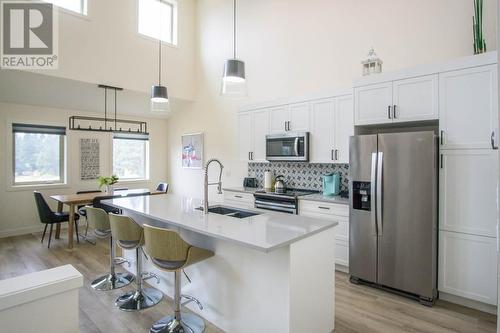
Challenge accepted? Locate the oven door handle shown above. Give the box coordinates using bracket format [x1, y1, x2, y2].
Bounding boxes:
[254, 200, 296, 209]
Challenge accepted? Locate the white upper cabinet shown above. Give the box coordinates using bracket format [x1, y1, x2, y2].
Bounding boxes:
[310, 95, 353, 164]
[252, 109, 270, 161]
[237, 109, 270, 162]
[269, 104, 310, 134]
[269, 106, 290, 134]
[289, 102, 311, 132]
[335, 96, 354, 163]
[354, 82, 393, 125]
[238, 112, 253, 162]
[393, 75, 438, 123]
[310, 99, 335, 163]
[439, 149, 498, 237]
[439, 65, 498, 149]
[355, 75, 439, 126]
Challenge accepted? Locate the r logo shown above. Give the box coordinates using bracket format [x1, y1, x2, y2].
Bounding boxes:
[2, 2, 53, 55]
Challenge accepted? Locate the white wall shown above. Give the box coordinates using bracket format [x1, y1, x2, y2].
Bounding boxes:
[33, 0, 196, 101]
[0, 102, 169, 237]
[166, 0, 498, 200]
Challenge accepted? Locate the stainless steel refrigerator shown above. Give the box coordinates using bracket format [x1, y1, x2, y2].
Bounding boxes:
[349, 131, 438, 305]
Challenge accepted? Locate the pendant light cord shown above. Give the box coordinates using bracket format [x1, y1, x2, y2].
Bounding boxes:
[233, 0, 236, 59]
[158, 0, 162, 85]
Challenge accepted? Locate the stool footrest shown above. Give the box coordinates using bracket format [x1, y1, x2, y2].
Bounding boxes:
[114, 257, 131, 267]
[141, 272, 160, 284]
[181, 294, 203, 310]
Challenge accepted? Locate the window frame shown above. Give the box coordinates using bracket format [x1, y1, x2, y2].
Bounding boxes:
[40, 0, 88, 17]
[137, 0, 178, 47]
[11, 123, 67, 187]
[112, 136, 150, 182]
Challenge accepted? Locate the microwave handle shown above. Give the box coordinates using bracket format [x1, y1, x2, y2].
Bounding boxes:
[294, 137, 299, 156]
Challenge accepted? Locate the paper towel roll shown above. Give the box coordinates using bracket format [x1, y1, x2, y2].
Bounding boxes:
[264, 171, 274, 190]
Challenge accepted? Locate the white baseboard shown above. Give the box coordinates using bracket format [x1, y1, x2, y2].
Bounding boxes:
[0, 225, 45, 239]
[335, 263, 349, 273]
[439, 291, 497, 314]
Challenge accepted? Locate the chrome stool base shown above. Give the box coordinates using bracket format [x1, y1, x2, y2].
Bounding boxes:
[150, 313, 205, 333]
[116, 288, 163, 311]
[91, 273, 134, 291]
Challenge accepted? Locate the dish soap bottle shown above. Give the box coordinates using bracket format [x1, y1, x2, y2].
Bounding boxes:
[322, 173, 340, 196]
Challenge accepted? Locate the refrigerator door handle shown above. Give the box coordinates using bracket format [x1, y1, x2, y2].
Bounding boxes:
[371, 152, 377, 236]
[376, 152, 383, 236]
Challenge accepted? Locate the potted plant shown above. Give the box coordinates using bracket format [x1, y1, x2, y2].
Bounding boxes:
[97, 175, 119, 193]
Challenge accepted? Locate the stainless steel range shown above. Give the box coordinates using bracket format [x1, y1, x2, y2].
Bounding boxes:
[253, 189, 316, 214]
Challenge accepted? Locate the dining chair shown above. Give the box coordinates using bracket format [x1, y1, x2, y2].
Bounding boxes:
[76, 190, 102, 244]
[33, 191, 80, 248]
[156, 182, 169, 193]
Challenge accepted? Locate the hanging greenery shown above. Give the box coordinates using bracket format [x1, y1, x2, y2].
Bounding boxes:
[473, 0, 486, 54]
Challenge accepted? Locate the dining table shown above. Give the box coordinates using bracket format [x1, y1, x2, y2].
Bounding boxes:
[50, 188, 164, 249]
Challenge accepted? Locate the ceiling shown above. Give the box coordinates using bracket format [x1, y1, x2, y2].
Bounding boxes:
[0, 70, 185, 119]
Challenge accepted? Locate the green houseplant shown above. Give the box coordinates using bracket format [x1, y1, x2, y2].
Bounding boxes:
[473, 0, 486, 54]
[97, 175, 119, 192]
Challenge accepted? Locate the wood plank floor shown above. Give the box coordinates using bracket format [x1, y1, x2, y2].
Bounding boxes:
[0, 233, 496, 333]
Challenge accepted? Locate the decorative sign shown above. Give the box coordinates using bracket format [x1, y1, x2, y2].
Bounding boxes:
[182, 133, 204, 169]
[80, 138, 100, 180]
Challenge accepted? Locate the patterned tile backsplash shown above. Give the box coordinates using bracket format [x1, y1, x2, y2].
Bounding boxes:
[248, 162, 349, 194]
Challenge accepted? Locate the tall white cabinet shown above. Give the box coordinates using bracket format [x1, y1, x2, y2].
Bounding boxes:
[238, 109, 269, 162]
[437, 62, 498, 306]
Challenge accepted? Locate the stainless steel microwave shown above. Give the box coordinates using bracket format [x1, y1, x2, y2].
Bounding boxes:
[266, 132, 309, 161]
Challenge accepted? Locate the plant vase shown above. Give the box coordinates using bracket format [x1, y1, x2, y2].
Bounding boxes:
[473, 0, 487, 54]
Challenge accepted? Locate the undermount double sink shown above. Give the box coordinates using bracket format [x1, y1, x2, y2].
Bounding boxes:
[196, 205, 261, 219]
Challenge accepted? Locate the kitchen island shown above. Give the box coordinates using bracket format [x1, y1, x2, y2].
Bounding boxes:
[105, 194, 337, 333]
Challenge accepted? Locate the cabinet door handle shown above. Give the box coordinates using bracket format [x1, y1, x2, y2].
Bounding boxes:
[235, 195, 243, 199]
[318, 206, 331, 210]
[388, 105, 392, 119]
[251, 152, 254, 160]
[334, 149, 339, 161]
[331, 149, 334, 160]
[440, 131, 444, 145]
[491, 131, 498, 150]
[248, 152, 251, 160]
[393, 105, 397, 119]
[440, 154, 444, 169]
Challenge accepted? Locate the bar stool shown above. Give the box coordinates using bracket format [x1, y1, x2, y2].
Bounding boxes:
[109, 214, 163, 311]
[143, 224, 214, 333]
[86, 207, 134, 291]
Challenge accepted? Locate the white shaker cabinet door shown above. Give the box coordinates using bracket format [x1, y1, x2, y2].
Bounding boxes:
[439, 65, 498, 149]
[392, 74, 438, 122]
[252, 109, 269, 162]
[289, 102, 310, 132]
[354, 82, 393, 125]
[310, 99, 335, 163]
[335, 95, 354, 164]
[237, 112, 252, 162]
[269, 105, 289, 134]
[439, 231, 497, 305]
[439, 150, 498, 237]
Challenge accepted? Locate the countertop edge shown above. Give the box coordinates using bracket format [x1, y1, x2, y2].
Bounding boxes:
[105, 200, 339, 253]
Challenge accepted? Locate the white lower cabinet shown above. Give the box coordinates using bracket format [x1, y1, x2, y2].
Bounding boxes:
[299, 200, 349, 270]
[439, 231, 497, 305]
[223, 191, 255, 209]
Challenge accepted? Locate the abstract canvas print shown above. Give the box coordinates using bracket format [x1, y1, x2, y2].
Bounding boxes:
[182, 133, 204, 169]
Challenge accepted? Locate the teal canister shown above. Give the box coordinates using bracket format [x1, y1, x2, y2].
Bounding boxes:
[322, 173, 340, 196]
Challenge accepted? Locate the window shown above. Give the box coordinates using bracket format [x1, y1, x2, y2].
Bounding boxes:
[12, 124, 66, 185]
[43, 0, 87, 15]
[113, 134, 149, 180]
[138, 0, 178, 45]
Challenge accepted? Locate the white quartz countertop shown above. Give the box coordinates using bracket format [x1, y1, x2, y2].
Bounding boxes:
[104, 194, 338, 253]
[300, 194, 350, 205]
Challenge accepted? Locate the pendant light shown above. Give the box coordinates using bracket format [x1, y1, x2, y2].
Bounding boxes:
[151, 1, 168, 104]
[221, 0, 246, 96]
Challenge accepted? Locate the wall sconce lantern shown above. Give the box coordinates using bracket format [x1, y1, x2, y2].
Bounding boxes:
[361, 48, 383, 76]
